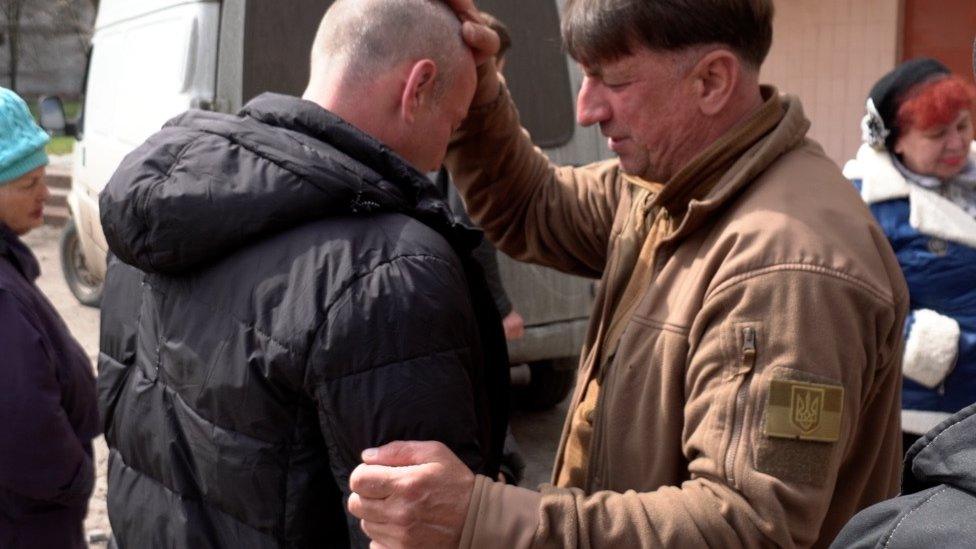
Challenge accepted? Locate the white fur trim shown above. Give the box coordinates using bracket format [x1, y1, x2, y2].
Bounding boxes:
[901, 409, 953, 435]
[848, 144, 912, 203]
[846, 143, 976, 247]
[841, 159, 862, 181]
[908, 185, 976, 248]
[903, 308, 961, 389]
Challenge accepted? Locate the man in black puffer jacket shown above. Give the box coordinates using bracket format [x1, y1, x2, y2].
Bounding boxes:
[97, 1, 507, 547]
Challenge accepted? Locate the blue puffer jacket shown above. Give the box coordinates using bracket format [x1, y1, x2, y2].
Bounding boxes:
[844, 143, 976, 434]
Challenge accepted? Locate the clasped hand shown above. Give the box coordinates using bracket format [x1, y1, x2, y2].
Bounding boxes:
[348, 441, 475, 549]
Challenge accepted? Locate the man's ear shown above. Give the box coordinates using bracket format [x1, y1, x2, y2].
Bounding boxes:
[400, 59, 438, 124]
[690, 49, 740, 116]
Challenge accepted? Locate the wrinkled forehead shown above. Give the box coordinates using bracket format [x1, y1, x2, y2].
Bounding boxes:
[577, 45, 693, 85]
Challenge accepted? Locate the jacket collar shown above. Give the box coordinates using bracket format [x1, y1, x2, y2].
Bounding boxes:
[655, 87, 786, 215]
[242, 94, 477, 241]
[843, 142, 976, 248]
[632, 86, 810, 242]
[0, 223, 40, 281]
[904, 402, 976, 495]
[246, 94, 484, 249]
[241, 94, 432, 200]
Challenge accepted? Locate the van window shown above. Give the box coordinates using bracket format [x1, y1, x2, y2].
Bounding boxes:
[241, 0, 333, 103]
[478, 0, 575, 148]
[86, 12, 195, 147]
[75, 47, 92, 138]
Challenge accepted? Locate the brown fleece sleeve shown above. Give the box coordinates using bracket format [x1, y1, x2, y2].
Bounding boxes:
[461, 268, 904, 548]
[460, 475, 541, 548]
[444, 68, 622, 279]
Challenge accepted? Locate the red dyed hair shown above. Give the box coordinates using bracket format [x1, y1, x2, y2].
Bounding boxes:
[896, 75, 976, 132]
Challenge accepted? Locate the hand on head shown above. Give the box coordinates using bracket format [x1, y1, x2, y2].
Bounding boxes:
[348, 441, 475, 548]
[439, 0, 500, 65]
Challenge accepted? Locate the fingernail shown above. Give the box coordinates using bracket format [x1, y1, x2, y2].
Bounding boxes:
[362, 448, 378, 460]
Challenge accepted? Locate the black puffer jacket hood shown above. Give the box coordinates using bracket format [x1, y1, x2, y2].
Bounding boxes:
[98, 94, 508, 548]
[101, 93, 481, 275]
[831, 403, 976, 548]
[902, 403, 976, 495]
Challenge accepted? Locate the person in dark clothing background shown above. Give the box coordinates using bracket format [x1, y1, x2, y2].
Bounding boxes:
[96, 1, 508, 547]
[0, 87, 99, 549]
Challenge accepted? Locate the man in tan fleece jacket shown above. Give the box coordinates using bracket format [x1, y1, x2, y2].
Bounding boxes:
[348, 1, 909, 547]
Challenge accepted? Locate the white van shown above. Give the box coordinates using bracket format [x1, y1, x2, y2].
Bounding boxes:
[40, 0, 612, 409]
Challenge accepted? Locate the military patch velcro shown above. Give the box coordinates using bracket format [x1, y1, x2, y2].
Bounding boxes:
[764, 380, 843, 442]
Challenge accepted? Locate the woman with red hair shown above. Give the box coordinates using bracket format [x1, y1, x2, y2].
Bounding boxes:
[844, 58, 976, 453]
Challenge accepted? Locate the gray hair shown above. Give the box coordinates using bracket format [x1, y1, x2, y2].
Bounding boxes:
[311, 0, 468, 96]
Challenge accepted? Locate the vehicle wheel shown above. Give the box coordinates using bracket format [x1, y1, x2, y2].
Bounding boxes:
[512, 358, 577, 411]
[60, 219, 103, 307]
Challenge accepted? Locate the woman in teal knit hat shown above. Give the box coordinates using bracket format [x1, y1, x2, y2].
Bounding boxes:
[0, 87, 51, 232]
[0, 87, 99, 549]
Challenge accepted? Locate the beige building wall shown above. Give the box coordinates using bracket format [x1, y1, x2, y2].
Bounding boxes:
[762, 0, 901, 167]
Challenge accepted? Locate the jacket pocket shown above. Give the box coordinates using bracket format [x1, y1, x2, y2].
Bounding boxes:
[724, 323, 760, 489]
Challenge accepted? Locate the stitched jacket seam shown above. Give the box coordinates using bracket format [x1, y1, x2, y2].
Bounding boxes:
[323, 346, 474, 383]
[189, 126, 378, 203]
[705, 263, 895, 306]
[630, 314, 689, 335]
[917, 413, 972, 454]
[141, 136, 198, 229]
[108, 447, 284, 542]
[883, 486, 949, 548]
[144, 277, 300, 359]
[302, 252, 463, 376]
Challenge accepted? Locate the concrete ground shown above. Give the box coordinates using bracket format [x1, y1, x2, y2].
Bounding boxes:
[23, 223, 570, 544]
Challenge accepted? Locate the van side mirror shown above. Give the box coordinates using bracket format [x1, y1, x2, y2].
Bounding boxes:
[38, 95, 76, 137]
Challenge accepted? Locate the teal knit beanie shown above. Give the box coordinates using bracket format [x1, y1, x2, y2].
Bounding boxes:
[0, 87, 50, 186]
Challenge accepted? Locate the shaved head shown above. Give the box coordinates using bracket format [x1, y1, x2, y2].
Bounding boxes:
[303, 0, 477, 172]
[311, 0, 468, 96]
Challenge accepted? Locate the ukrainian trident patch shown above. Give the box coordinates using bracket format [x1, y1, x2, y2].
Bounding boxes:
[791, 385, 824, 432]
[764, 380, 844, 442]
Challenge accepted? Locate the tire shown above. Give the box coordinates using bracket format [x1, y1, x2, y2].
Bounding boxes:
[60, 219, 103, 307]
[512, 357, 577, 411]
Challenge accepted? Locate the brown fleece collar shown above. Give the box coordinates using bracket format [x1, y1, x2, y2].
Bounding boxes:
[661, 89, 785, 215]
[624, 87, 786, 216]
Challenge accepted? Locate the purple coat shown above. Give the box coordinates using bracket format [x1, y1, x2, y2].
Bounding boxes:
[0, 224, 98, 549]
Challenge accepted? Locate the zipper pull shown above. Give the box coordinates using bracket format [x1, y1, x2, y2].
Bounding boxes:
[739, 327, 757, 375]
